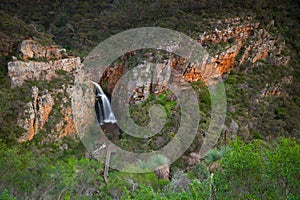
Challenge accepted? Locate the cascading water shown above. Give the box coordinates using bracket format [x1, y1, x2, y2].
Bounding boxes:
[92, 81, 117, 125]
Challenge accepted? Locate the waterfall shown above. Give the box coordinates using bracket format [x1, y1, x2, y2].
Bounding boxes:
[92, 81, 117, 125]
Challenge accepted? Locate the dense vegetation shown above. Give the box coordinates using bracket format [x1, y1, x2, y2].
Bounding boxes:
[0, 0, 299, 199]
[0, 0, 299, 55]
[0, 138, 298, 199]
[125, 138, 300, 200]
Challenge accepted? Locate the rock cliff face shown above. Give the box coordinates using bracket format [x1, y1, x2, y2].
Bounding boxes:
[100, 17, 289, 98]
[8, 57, 79, 88]
[129, 62, 171, 103]
[18, 39, 67, 61]
[17, 86, 55, 142]
[186, 17, 288, 81]
[9, 16, 290, 143]
[8, 40, 80, 142]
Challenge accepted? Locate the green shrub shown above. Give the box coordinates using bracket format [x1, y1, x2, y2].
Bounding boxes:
[0, 141, 106, 199]
[214, 138, 300, 199]
[121, 179, 211, 200]
[192, 163, 210, 181]
[0, 189, 16, 200]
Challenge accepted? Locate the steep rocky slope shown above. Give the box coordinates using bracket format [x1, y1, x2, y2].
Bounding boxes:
[7, 40, 80, 142]
[5, 16, 292, 145]
[100, 16, 289, 102]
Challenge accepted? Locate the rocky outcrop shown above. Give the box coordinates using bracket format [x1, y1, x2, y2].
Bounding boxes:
[8, 40, 80, 142]
[56, 107, 76, 138]
[18, 39, 67, 60]
[17, 84, 76, 143]
[8, 57, 80, 88]
[18, 87, 54, 142]
[238, 28, 289, 65]
[100, 17, 288, 99]
[199, 17, 259, 44]
[261, 83, 281, 97]
[185, 17, 288, 82]
[129, 62, 171, 103]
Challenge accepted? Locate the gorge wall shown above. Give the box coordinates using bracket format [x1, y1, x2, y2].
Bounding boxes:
[8, 16, 290, 142]
[100, 17, 289, 102]
[8, 39, 80, 142]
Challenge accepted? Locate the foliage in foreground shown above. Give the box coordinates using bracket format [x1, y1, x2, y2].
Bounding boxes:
[214, 138, 300, 199]
[123, 138, 300, 200]
[1, 138, 298, 199]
